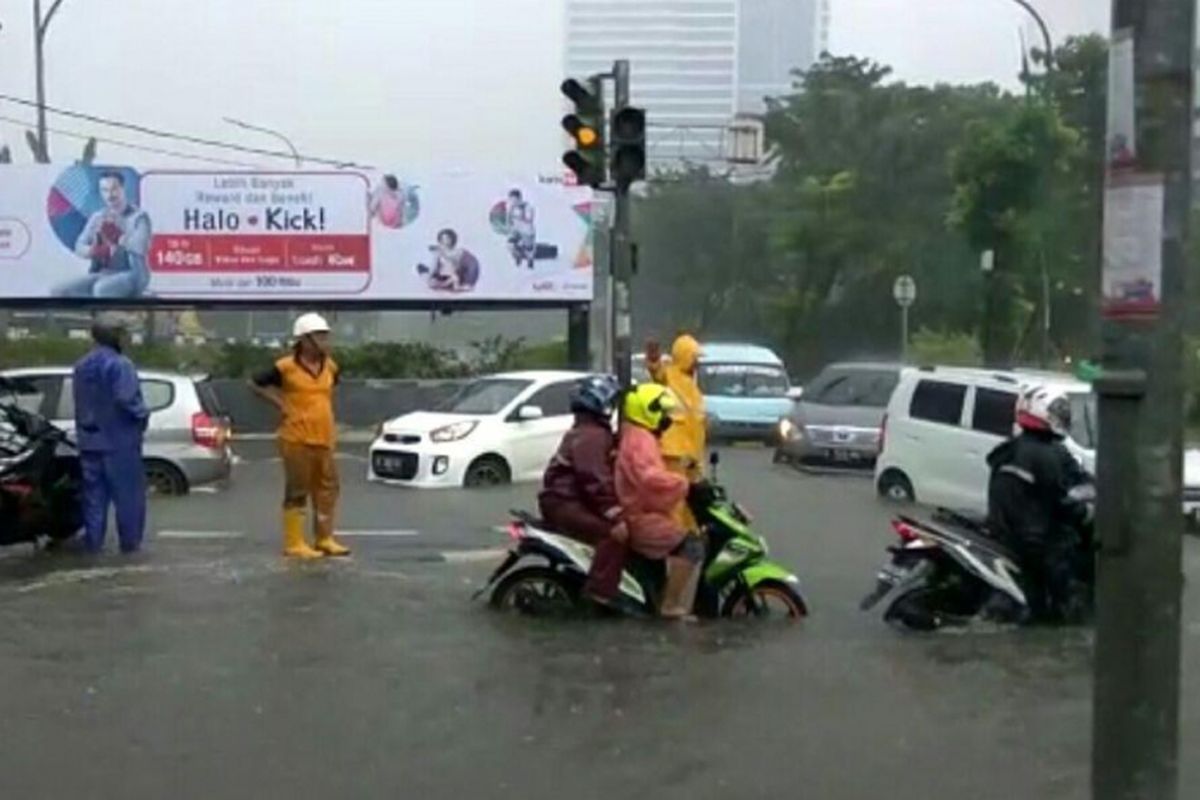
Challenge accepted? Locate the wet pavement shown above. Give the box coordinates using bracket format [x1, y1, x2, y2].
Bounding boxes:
[0, 445, 1197, 799]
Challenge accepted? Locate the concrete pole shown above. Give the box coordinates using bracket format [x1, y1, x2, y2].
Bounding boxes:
[1091, 0, 1191, 797]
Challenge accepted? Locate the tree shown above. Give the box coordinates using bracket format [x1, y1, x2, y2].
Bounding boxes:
[633, 166, 773, 338]
[762, 55, 1016, 370]
[949, 102, 1078, 366]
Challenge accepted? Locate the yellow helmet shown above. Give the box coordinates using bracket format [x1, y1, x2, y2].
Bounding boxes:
[623, 383, 679, 433]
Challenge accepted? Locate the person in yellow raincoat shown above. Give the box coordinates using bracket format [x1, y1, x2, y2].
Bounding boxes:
[645, 334, 706, 533]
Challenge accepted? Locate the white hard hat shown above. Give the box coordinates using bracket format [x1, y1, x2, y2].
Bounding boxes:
[292, 312, 331, 338]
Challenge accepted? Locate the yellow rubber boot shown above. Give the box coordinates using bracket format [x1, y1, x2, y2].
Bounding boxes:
[314, 534, 351, 557]
[282, 509, 324, 560]
[313, 508, 350, 557]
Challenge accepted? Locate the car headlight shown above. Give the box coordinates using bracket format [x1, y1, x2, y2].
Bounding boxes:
[778, 418, 801, 440]
[430, 421, 479, 443]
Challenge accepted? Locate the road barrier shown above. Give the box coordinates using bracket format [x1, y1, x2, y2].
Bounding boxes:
[209, 378, 464, 435]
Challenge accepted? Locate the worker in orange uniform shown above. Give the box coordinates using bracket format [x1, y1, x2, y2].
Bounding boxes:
[645, 334, 707, 533]
[250, 312, 351, 559]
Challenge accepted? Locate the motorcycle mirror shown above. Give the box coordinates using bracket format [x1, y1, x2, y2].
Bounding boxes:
[709, 451, 720, 467]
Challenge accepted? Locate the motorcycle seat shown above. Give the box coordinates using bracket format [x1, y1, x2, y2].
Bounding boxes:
[509, 509, 556, 533]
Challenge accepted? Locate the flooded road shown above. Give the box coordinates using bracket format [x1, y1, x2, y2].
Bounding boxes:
[0, 447, 1195, 799]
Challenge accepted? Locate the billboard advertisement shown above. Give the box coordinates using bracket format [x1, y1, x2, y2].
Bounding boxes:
[0, 165, 594, 304]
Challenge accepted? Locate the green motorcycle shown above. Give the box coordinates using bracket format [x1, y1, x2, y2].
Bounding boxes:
[480, 453, 808, 619]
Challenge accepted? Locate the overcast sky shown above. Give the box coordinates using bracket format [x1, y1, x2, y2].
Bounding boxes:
[0, 0, 1110, 172]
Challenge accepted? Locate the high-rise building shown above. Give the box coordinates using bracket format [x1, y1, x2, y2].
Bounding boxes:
[564, 0, 825, 166]
[737, 0, 828, 113]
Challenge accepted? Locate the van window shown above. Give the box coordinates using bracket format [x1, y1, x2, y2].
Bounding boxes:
[698, 364, 788, 398]
[1069, 392, 1096, 449]
[909, 380, 966, 426]
[972, 388, 1017, 437]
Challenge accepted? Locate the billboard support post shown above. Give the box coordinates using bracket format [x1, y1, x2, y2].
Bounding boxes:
[567, 304, 590, 370]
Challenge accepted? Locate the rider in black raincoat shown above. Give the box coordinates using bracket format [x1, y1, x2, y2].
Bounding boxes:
[986, 385, 1093, 623]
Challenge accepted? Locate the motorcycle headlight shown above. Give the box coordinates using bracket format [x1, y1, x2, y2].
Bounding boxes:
[430, 421, 479, 443]
[779, 418, 801, 440]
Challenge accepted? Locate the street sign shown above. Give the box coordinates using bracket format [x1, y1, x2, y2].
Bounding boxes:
[893, 275, 917, 307]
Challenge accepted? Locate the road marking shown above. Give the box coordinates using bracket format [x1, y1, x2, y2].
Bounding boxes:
[336, 530, 420, 538]
[157, 530, 246, 540]
[441, 548, 506, 564]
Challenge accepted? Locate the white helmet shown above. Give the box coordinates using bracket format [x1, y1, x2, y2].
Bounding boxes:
[292, 312, 331, 339]
[1016, 384, 1072, 437]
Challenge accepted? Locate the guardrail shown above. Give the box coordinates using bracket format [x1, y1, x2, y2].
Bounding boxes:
[208, 379, 464, 434]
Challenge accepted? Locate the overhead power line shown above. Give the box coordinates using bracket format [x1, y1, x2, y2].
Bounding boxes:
[0, 114, 262, 168]
[0, 93, 372, 169]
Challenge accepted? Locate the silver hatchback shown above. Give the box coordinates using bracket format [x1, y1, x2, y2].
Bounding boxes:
[775, 362, 902, 468]
[0, 367, 233, 495]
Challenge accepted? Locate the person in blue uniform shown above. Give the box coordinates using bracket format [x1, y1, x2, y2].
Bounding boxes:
[72, 316, 149, 553]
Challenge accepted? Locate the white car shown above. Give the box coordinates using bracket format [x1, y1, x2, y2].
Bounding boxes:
[368, 370, 588, 489]
[874, 366, 1200, 519]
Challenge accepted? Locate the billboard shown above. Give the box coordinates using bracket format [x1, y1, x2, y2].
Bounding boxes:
[0, 165, 594, 304]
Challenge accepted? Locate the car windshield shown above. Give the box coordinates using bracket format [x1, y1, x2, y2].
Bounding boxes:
[439, 379, 531, 415]
[698, 364, 789, 398]
[1069, 392, 1097, 449]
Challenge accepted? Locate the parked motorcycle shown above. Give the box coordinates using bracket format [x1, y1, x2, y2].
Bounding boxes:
[860, 503, 1093, 631]
[0, 380, 82, 548]
[477, 453, 808, 619]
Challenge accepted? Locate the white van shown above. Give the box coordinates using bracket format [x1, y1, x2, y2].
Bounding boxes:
[874, 367, 1095, 514]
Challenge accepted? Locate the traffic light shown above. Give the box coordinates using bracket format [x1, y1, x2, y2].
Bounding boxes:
[561, 77, 606, 188]
[610, 106, 646, 191]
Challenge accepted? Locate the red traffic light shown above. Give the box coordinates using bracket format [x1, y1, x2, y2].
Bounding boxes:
[561, 78, 596, 108]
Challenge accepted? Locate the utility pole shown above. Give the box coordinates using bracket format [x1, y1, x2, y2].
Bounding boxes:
[1092, 0, 1191, 797]
[31, 0, 66, 163]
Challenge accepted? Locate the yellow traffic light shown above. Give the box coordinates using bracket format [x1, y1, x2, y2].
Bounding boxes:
[577, 126, 599, 147]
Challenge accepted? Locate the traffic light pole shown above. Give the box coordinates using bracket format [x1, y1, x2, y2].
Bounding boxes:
[611, 59, 634, 386]
[1092, 0, 1190, 797]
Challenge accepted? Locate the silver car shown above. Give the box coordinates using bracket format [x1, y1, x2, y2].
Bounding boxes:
[0, 367, 233, 495]
[775, 362, 902, 468]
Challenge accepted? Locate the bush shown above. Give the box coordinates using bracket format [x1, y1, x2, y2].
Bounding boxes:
[909, 328, 982, 367]
[0, 336, 565, 380]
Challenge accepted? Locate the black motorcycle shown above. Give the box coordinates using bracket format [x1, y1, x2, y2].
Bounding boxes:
[0, 381, 82, 548]
[860, 499, 1094, 631]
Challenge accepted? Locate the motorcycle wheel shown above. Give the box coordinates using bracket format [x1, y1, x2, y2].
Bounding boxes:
[722, 580, 808, 619]
[489, 566, 581, 617]
[883, 587, 974, 631]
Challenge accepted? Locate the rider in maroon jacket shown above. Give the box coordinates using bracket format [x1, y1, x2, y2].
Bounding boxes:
[538, 375, 628, 604]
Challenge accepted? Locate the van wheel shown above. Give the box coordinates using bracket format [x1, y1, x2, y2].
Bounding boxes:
[145, 460, 188, 497]
[464, 455, 511, 488]
[878, 470, 915, 503]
